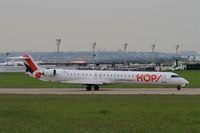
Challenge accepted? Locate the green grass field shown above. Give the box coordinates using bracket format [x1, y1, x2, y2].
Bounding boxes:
[0, 95, 199, 133]
[0, 70, 199, 88]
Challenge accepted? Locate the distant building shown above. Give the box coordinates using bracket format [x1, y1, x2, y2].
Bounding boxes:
[186, 63, 200, 70]
[180, 51, 198, 56]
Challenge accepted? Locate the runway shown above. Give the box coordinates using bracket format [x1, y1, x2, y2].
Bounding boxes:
[0, 88, 200, 95]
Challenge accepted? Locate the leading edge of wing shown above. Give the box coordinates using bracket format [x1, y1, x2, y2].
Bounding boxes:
[59, 79, 104, 85]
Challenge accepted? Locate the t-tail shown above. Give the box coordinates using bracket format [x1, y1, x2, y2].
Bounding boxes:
[23, 54, 41, 78]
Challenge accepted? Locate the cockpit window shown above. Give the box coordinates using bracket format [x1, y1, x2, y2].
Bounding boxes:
[171, 75, 180, 78]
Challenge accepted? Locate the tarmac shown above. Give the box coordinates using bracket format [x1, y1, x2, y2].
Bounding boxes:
[0, 88, 200, 95]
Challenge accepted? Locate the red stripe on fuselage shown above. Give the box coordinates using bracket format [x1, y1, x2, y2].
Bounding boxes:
[23, 54, 38, 72]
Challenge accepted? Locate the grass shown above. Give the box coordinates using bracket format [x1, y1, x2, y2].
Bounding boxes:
[0, 95, 199, 133]
[175, 70, 200, 88]
[0, 70, 199, 88]
[0, 73, 83, 88]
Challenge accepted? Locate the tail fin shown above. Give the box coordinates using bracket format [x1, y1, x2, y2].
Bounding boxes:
[23, 54, 42, 78]
[23, 54, 39, 74]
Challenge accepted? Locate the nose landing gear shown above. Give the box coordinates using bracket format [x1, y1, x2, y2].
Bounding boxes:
[176, 85, 181, 91]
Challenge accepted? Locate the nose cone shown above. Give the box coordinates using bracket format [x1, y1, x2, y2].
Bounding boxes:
[182, 78, 189, 85]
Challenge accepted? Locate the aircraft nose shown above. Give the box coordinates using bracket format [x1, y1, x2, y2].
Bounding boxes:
[183, 78, 189, 85]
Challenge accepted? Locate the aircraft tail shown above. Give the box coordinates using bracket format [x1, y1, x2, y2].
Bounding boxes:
[23, 54, 41, 78]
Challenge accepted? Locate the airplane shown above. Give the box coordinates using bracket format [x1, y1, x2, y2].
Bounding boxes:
[23, 54, 189, 91]
[0, 59, 24, 66]
[0, 56, 42, 66]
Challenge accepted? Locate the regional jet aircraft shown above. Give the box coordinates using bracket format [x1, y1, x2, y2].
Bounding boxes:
[23, 54, 189, 91]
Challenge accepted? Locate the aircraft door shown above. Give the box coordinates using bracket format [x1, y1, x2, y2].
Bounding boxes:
[94, 73, 98, 79]
[162, 75, 167, 83]
[99, 73, 102, 79]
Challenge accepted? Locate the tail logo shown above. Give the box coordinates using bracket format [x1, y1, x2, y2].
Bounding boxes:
[23, 54, 38, 73]
[23, 54, 41, 78]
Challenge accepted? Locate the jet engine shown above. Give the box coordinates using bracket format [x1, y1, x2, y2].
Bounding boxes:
[35, 71, 41, 79]
[42, 69, 56, 76]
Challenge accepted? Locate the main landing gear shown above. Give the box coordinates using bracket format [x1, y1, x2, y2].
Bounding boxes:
[86, 86, 92, 91]
[94, 85, 99, 91]
[86, 85, 100, 91]
[176, 85, 181, 91]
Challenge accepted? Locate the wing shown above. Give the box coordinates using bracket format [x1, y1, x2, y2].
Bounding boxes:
[60, 79, 113, 85]
[60, 79, 103, 85]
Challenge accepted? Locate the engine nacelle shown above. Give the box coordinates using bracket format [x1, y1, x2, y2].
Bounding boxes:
[43, 69, 56, 76]
[35, 71, 41, 79]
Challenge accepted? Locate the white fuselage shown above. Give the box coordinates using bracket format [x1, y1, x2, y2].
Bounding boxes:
[39, 69, 189, 86]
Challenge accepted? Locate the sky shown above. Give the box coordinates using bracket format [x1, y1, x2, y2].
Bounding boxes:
[0, 0, 199, 53]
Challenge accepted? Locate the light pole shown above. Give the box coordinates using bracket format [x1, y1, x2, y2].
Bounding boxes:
[92, 42, 96, 65]
[6, 52, 10, 65]
[123, 43, 128, 65]
[151, 44, 156, 64]
[56, 39, 61, 53]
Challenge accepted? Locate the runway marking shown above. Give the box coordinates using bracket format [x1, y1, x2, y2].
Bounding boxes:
[0, 88, 200, 95]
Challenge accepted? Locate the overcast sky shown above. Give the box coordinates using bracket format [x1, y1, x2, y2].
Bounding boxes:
[0, 0, 199, 53]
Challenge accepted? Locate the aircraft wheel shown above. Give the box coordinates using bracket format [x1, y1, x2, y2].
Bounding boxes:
[86, 86, 92, 91]
[177, 85, 181, 91]
[94, 85, 99, 91]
